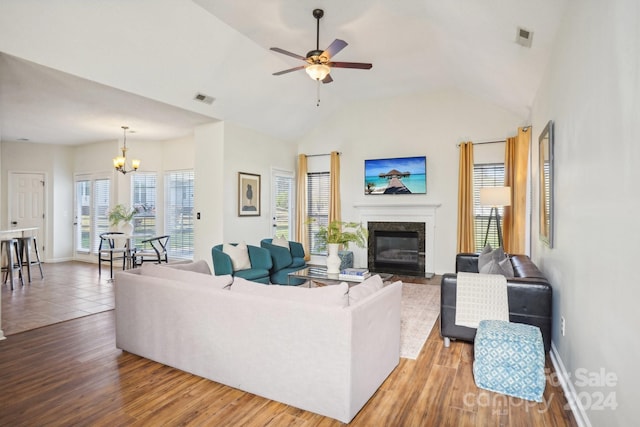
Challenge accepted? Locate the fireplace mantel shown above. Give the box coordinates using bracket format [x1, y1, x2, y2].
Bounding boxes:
[354, 202, 441, 274]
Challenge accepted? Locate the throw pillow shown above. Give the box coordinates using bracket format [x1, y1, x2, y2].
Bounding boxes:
[222, 242, 252, 271]
[348, 274, 384, 305]
[165, 260, 212, 275]
[499, 257, 515, 278]
[230, 278, 349, 308]
[140, 263, 232, 289]
[478, 247, 514, 278]
[272, 236, 290, 250]
[478, 244, 494, 271]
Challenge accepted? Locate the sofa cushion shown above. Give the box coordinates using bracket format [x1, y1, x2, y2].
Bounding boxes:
[290, 257, 306, 268]
[223, 242, 252, 271]
[140, 263, 232, 289]
[231, 278, 349, 307]
[165, 260, 211, 275]
[348, 274, 385, 305]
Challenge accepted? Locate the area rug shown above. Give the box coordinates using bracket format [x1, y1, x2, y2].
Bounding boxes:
[400, 282, 440, 360]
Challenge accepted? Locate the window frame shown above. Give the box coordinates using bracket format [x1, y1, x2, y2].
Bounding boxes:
[306, 171, 330, 256]
[473, 163, 505, 249]
[164, 169, 194, 259]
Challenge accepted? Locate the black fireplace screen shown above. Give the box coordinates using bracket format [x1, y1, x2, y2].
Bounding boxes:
[374, 230, 420, 271]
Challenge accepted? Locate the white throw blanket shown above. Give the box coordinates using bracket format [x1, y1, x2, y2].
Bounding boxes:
[455, 272, 509, 328]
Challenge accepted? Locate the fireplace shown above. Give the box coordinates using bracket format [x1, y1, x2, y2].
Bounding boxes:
[374, 230, 420, 272]
[368, 221, 425, 275]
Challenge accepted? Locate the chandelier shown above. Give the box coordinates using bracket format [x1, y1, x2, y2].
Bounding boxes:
[113, 126, 140, 174]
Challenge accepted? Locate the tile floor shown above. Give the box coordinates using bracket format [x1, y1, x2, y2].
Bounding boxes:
[1, 261, 114, 336]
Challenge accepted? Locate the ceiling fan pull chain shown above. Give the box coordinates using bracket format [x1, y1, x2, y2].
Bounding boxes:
[316, 80, 321, 107]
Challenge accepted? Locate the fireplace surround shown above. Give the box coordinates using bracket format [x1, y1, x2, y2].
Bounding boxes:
[354, 203, 440, 276]
[369, 223, 424, 274]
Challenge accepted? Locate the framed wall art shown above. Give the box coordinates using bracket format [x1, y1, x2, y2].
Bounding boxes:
[238, 172, 261, 216]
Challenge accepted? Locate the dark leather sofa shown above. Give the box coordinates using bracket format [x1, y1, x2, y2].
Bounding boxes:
[440, 253, 553, 351]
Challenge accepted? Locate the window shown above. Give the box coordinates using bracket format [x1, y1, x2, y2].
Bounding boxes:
[165, 170, 194, 258]
[272, 171, 293, 239]
[74, 175, 111, 255]
[132, 172, 157, 245]
[307, 171, 330, 255]
[473, 163, 505, 249]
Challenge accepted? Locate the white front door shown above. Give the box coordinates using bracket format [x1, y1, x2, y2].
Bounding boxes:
[9, 172, 46, 253]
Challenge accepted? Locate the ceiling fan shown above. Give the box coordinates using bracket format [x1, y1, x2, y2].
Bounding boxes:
[270, 8, 373, 84]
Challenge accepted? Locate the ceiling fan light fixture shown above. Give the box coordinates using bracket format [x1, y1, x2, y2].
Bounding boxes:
[306, 64, 330, 81]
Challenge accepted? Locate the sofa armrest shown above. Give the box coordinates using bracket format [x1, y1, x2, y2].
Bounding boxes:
[289, 241, 305, 259]
[456, 253, 480, 273]
[260, 241, 293, 271]
[211, 247, 233, 276]
[248, 245, 273, 270]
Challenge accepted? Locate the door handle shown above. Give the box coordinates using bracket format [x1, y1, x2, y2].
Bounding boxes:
[11, 221, 18, 226]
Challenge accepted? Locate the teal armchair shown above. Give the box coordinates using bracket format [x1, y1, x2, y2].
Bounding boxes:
[260, 239, 307, 285]
[211, 243, 272, 284]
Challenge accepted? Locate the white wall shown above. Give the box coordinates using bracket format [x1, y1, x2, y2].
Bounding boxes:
[193, 122, 225, 265]
[531, 0, 639, 425]
[1, 141, 74, 262]
[299, 88, 526, 273]
[221, 122, 298, 246]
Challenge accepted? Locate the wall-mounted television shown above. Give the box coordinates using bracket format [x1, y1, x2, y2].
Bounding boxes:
[364, 156, 427, 195]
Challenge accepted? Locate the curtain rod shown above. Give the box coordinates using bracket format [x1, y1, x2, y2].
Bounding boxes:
[305, 152, 341, 158]
[456, 139, 505, 147]
[456, 126, 531, 147]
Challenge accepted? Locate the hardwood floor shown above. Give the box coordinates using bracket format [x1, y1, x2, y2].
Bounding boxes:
[0, 263, 578, 426]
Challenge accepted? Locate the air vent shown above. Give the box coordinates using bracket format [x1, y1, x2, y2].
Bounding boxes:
[516, 27, 533, 48]
[194, 93, 215, 105]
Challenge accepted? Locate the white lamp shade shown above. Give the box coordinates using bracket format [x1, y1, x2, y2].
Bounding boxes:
[305, 64, 330, 81]
[479, 186, 511, 206]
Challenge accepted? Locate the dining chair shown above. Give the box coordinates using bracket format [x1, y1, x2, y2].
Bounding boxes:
[98, 232, 128, 279]
[133, 235, 170, 266]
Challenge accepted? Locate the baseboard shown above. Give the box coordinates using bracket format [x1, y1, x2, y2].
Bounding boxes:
[549, 343, 592, 427]
[44, 257, 75, 263]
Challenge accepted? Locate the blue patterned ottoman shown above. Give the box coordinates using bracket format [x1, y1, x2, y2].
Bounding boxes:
[473, 320, 546, 402]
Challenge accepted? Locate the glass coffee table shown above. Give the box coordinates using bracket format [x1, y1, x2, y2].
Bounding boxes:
[288, 266, 393, 287]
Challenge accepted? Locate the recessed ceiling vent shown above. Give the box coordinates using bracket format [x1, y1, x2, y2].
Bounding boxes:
[194, 93, 215, 105]
[516, 27, 533, 48]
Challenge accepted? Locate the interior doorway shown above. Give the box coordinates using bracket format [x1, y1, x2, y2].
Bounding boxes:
[8, 172, 46, 255]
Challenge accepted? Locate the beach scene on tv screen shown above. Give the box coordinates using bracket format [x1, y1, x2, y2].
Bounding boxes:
[364, 156, 426, 195]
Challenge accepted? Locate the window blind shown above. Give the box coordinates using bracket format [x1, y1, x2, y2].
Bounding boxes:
[92, 178, 111, 253]
[473, 163, 505, 249]
[273, 174, 293, 240]
[307, 172, 330, 255]
[132, 172, 157, 244]
[165, 170, 194, 258]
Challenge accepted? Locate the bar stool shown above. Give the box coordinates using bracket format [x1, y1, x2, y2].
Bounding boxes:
[1, 238, 25, 290]
[17, 236, 44, 282]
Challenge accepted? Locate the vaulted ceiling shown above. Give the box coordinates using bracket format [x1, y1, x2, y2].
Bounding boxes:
[0, 0, 567, 145]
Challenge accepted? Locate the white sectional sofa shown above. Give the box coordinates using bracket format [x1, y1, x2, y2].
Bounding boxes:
[114, 263, 402, 423]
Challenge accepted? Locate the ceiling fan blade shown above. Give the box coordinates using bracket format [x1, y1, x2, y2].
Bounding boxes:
[322, 39, 348, 59]
[270, 47, 306, 61]
[322, 74, 333, 84]
[273, 65, 306, 76]
[329, 61, 373, 70]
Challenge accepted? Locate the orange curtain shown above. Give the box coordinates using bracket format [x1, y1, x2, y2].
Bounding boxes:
[457, 142, 476, 253]
[295, 154, 310, 260]
[329, 151, 341, 224]
[503, 127, 530, 254]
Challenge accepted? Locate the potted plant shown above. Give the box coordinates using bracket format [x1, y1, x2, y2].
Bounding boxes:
[316, 220, 368, 274]
[108, 204, 136, 234]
